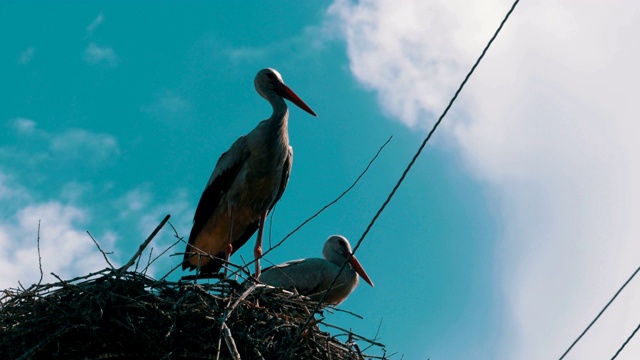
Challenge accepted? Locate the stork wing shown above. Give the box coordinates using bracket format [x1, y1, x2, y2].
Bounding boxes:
[270, 146, 292, 211]
[183, 136, 250, 270]
[260, 258, 332, 296]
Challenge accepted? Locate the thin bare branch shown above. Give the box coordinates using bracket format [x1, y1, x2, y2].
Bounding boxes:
[221, 323, 241, 360]
[142, 237, 181, 275]
[118, 214, 170, 274]
[143, 247, 154, 275]
[87, 230, 115, 269]
[36, 220, 43, 286]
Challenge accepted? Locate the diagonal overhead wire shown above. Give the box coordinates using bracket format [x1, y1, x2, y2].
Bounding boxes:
[347, 0, 521, 265]
[611, 321, 640, 360]
[282, 0, 522, 358]
[559, 264, 640, 359]
[347, 0, 522, 267]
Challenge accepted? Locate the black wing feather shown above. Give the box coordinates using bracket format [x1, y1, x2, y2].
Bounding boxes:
[270, 147, 292, 212]
[182, 137, 250, 271]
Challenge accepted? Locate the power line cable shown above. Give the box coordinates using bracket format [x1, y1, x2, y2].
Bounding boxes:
[347, 0, 521, 266]
[611, 321, 640, 360]
[558, 265, 640, 359]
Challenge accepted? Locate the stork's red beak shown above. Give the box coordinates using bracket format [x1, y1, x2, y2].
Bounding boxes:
[278, 83, 317, 117]
[348, 255, 374, 287]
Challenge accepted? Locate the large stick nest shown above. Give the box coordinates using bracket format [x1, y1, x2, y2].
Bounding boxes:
[0, 269, 387, 359]
[0, 217, 388, 360]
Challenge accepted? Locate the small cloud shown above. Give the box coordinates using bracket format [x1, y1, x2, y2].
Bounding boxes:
[49, 129, 120, 161]
[84, 42, 119, 67]
[17, 47, 35, 65]
[117, 186, 153, 216]
[225, 46, 270, 62]
[10, 118, 37, 135]
[60, 182, 93, 203]
[142, 90, 192, 119]
[86, 13, 104, 35]
[1, 120, 121, 168]
[0, 171, 30, 202]
[0, 173, 12, 200]
[222, 25, 327, 64]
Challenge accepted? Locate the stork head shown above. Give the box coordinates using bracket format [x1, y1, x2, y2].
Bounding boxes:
[323, 235, 374, 287]
[254, 68, 317, 117]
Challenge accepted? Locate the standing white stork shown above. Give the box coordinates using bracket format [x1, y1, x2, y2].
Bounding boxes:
[259, 235, 374, 305]
[183, 68, 317, 277]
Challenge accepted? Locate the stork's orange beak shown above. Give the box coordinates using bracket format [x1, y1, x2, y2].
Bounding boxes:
[348, 255, 374, 287]
[278, 83, 317, 117]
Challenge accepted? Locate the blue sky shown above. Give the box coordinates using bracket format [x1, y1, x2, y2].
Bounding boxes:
[2, 1, 640, 359]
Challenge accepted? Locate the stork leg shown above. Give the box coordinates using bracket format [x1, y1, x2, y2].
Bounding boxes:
[223, 208, 234, 278]
[254, 211, 267, 279]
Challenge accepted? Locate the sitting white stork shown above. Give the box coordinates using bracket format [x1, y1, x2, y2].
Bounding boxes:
[259, 235, 374, 305]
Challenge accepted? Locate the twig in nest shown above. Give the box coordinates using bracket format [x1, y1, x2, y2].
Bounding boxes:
[142, 237, 181, 275]
[87, 230, 115, 269]
[143, 247, 154, 275]
[158, 261, 187, 282]
[36, 220, 43, 286]
[221, 323, 241, 360]
[50, 272, 65, 284]
[216, 286, 236, 360]
[118, 214, 170, 274]
[362, 318, 385, 352]
[326, 305, 364, 320]
[322, 323, 386, 348]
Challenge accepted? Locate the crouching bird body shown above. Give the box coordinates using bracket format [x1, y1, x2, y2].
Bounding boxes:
[259, 235, 374, 305]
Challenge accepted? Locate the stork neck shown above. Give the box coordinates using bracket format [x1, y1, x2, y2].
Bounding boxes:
[268, 97, 289, 131]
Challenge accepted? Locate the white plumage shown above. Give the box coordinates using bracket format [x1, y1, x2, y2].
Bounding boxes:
[260, 235, 374, 305]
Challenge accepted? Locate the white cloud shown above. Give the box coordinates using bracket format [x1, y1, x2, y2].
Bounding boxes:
[0, 169, 188, 290]
[86, 13, 104, 35]
[0, 171, 30, 203]
[330, 0, 640, 359]
[3, 118, 120, 168]
[223, 26, 328, 62]
[189, 25, 328, 70]
[84, 42, 119, 67]
[49, 128, 120, 161]
[9, 117, 36, 135]
[141, 90, 192, 119]
[60, 182, 94, 203]
[225, 46, 270, 62]
[17, 47, 35, 65]
[0, 199, 117, 290]
[117, 186, 154, 217]
[328, 0, 506, 129]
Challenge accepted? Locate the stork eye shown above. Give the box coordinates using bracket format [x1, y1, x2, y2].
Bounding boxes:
[266, 73, 277, 80]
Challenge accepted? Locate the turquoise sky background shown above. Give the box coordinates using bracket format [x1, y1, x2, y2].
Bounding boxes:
[3, 1, 640, 359]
